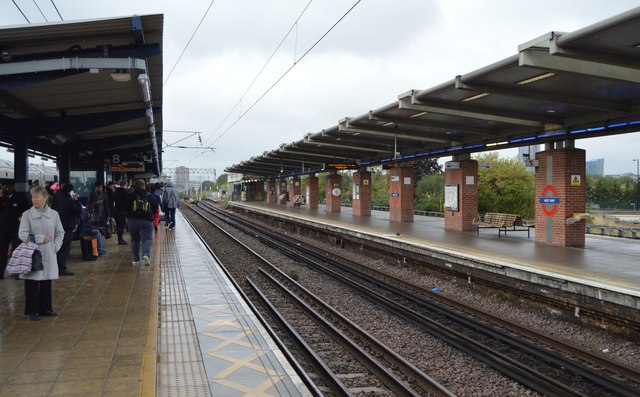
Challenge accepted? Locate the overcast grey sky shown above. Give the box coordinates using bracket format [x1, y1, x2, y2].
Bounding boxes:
[1, 0, 639, 176]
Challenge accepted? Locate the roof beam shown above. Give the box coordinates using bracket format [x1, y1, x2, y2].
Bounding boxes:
[368, 111, 498, 137]
[302, 138, 391, 154]
[251, 158, 323, 168]
[550, 35, 639, 69]
[398, 91, 550, 127]
[339, 117, 450, 143]
[278, 148, 359, 161]
[0, 57, 147, 76]
[262, 156, 324, 167]
[131, 15, 146, 45]
[454, 76, 630, 113]
[519, 47, 640, 83]
[23, 107, 154, 136]
[0, 91, 42, 118]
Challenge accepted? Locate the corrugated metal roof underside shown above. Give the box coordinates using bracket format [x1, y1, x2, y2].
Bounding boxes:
[226, 6, 640, 178]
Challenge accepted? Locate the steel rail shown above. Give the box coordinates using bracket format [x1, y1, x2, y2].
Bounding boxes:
[245, 277, 352, 396]
[187, 203, 454, 396]
[322, 248, 640, 385]
[248, 274, 422, 397]
[255, 268, 457, 397]
[196, 202, 640, 397]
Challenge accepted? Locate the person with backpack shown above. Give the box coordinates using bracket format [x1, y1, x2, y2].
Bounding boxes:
[124, 179, 158, 266]
[161, 181, 179, 230]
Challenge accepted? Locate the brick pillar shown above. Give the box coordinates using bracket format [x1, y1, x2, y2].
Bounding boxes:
[444, 159, 478, 232]
[389, 167, 414, 222]
[267, 180, 277, 203]
[352, 171, 372, 216]
[256, 180, 264, 201]
[535, 147, 586, 247]
[306, 175, 319, 209]
[278, 178, 288, 205]
[289, 177, 302, 207]
[325, 174, 342, 213]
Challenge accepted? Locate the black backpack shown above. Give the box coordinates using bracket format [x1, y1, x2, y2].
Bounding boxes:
[131, 193, 152, 218]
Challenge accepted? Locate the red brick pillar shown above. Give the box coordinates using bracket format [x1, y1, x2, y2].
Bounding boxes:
[256, 180, 264, 201]
[278, 178, 288, 205]
[289, 177, 302, 207]
[267, 180, 277, 203]
[444, 159, 478, 232]
[389, 167, 414, 222]
[306, 175, 319, 209]
[352, 171, 372, 216]
[535, 147, 586, 247]
[325, 173, 342, 213]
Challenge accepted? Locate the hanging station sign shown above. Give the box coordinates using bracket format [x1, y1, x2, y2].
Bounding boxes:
[110, 161, 145, 172]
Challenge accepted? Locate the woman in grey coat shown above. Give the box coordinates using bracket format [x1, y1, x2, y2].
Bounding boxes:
[19, 185, 64, 321]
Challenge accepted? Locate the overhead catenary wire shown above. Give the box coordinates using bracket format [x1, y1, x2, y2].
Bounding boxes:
[50, 0, 63, 21]
[32, 0, 48, 22]
[12, 0, 30, 23]
[163, 0, 218, 86]
[201, 0, 314, 150]
[187, 0, 362, 166]
[212, 0, 362, 144]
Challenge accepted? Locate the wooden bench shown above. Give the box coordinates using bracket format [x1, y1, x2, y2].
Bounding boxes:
[473, 212, 532, 238]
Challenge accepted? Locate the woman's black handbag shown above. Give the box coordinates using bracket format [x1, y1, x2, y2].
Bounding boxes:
[29, 234, 44, 272]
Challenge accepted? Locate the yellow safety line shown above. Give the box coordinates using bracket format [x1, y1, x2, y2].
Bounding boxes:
[140, 231, 161, 397]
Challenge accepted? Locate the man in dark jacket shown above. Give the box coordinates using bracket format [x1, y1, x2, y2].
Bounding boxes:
[87, 182, 109, 229]
[51, 184, 82, 275]
[0, 183, 30, 279]
[113, 180, 130, 245]
[125, 179, 158, 266]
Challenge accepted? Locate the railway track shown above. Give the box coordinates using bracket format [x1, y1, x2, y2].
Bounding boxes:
[185, 201, 640, 396]
[184, 202, 455, 396]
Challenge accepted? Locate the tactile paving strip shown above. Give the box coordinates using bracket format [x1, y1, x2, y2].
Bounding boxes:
[157, 229, 212, 397]
[157, 212, 310, 397]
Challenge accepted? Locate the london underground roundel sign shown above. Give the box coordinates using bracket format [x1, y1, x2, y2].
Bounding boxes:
[539, 185, 560, 216]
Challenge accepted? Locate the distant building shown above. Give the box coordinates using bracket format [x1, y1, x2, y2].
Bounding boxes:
[586, 158, 604, 176]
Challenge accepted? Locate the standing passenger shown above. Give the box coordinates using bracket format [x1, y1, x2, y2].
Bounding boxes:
[150, 183, 162, 232]
[113, 180, 130, 245]
[87, 182, 109, 229]
[19, 186, 65, 321]
[51, 184, 82, 276]
[125, 179, 158, 266]
[161, 181, 179, 230]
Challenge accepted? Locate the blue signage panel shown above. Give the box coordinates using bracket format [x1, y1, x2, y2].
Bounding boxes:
[539, 197, 560, 204]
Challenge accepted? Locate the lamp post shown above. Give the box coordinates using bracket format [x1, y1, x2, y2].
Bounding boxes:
[634, 159, 639, 212]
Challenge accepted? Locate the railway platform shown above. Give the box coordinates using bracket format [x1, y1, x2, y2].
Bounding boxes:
[0, 211, 310, 397]
[228, 201, 640, 310]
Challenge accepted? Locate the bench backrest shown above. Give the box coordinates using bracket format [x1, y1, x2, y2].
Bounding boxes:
[484, 212, 518, 227]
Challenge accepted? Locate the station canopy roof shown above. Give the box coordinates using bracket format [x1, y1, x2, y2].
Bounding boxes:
[226, 6, 640, 179]
[0, 14, 163, 175]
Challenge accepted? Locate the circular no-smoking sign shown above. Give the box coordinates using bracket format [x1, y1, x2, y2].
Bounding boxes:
[539, 185, 560, 216]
